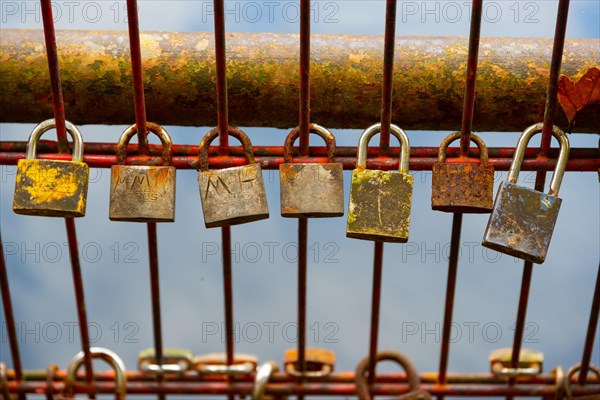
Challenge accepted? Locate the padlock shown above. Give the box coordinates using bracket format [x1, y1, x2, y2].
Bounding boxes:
[564, 363, 600, 400]
[109, 123, 176, 222]
[193, 352, 258, 375]
[347, 123, 413, 242]
[138, 348, 194, 375]
[13, 119, 89, 217]
[482, 123, 570, 264]
[197, 126, 269, 228]
[355, 350, 431, 400]
[283, 348, 335, 377]
[431, 132, 494, 213]
[490, 348, 543, 378]
[63, 347, 127, 400]
[279, 123, 344, 217]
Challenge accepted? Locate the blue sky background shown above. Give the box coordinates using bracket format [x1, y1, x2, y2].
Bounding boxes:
[1, 0, 599, 398]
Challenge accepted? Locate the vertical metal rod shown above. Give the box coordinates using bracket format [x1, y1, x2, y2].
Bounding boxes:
[0, 233, 25, 400]
[459, 0, 483, 155]
[438, 214, 463, 387]
[39, 0, 67, 153]
[222, 226, 235, 400]
[214, 0, 229, 155]
[540, 0, 570, 155]
[147, 223, 164, 400]
[509, 0, 569, 390]
[578, 263, 600, 385]
[367, 241, 384, 385]
[126, 0, 148, 155]
[379, 0, 397, 155]
[297, 218, 308, 400]
[299, 0, 311, 156]
[64, 218, 95, 400]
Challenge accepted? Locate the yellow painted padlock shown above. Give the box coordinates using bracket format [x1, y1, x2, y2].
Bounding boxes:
[13, 119, 89, 217]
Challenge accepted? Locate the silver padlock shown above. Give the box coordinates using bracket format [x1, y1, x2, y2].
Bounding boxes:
[482, 123, 570, 264]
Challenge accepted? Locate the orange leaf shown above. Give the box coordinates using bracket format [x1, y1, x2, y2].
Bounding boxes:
[557, 67, 600, 130]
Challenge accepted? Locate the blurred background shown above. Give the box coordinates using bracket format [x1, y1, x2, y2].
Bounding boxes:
[0, 0, 599, 398]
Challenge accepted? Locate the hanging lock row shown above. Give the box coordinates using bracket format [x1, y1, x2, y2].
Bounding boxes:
[13, 119, 570, 263]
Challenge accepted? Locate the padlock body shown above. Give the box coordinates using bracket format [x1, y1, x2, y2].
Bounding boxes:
[432, 162, 494, 213]
[13, 159, 89, 217]
[198, 164, 269, 228]
[347, 169, 413, 242]
[109, 165, 176, 222]
[482, 181, 561, 264]
[279, 163, 344, 218]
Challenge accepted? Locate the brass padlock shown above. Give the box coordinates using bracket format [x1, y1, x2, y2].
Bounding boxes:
[482, 123, 570, 264]
[198, 126, 269, 228]
[355, 350, 431, 400]
[432, 132, 494, 213]
[63, 347, 127, 400]
[279, 123, 344, 218]
[13, 119, 89, 217]
[109, 123, 176, 222]
[193, 352, 258, 375]
[490, 348, 543, 378]
[347, 123, 413, 242]
[283, 348, 335, 377]
[138, 348, 194, 375]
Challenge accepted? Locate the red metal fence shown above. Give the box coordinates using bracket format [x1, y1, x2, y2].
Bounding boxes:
[0, 0, 599, 399]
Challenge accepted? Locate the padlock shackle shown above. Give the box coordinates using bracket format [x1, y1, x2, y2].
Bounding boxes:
[283, 123, 337, 163]
[564, 363, 600, 400]
[508, 123, 570, 196]
[252, 361, 279, 400]
[64, 347, 127, 400]
[438, 132, 489, 164]
[356, 123, 410, 173]
[198, 126, 256, 171]
[26, 119, 84, 162]
[354, 350, 421, 400]
[116, 122, 173, 166]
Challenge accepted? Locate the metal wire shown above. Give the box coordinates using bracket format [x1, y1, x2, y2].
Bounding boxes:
[126, 0, 148, 155]
[509, 0, 571, 392]
[0, 233, 24, 400]
[125, 2, 164, 398]
[579, 263, 600, 384]
[378, 0, 397, 154]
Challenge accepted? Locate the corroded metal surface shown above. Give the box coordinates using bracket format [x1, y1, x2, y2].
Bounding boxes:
[109, 165, 176, 222]
[13, 159, 89, 217]
[280, 124, 344, 218]
[482, 181, 562, 264]
[347, 170, 413, 243]
[432, 132, 494, 213]
[1, 30, 599, 131]
[198, 126, 269, 228]
[109, 123, 176, 222]
[490, 348, 544, 378]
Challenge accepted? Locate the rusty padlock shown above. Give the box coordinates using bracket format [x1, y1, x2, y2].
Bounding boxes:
[283, 348, 335, 378]
[13, 119, 89, 217]
[193, 352, 258, 375]
[280, 123, 344, 218]
[138, 348, 194, 375]
[109, 123, 176, 222]
[432, 132, 494, 213]
[482, 123, 570, 264]
[63, 347, 127, 400]
[490, 348, 543, 379]
[355, 350, 431, 400]
[198, 127, 269, 228]
[347, 123, 413, 242]
[564, 363, 600, 400]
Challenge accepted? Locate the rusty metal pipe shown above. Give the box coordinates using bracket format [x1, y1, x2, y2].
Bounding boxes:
[1, 30, 598, 131]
